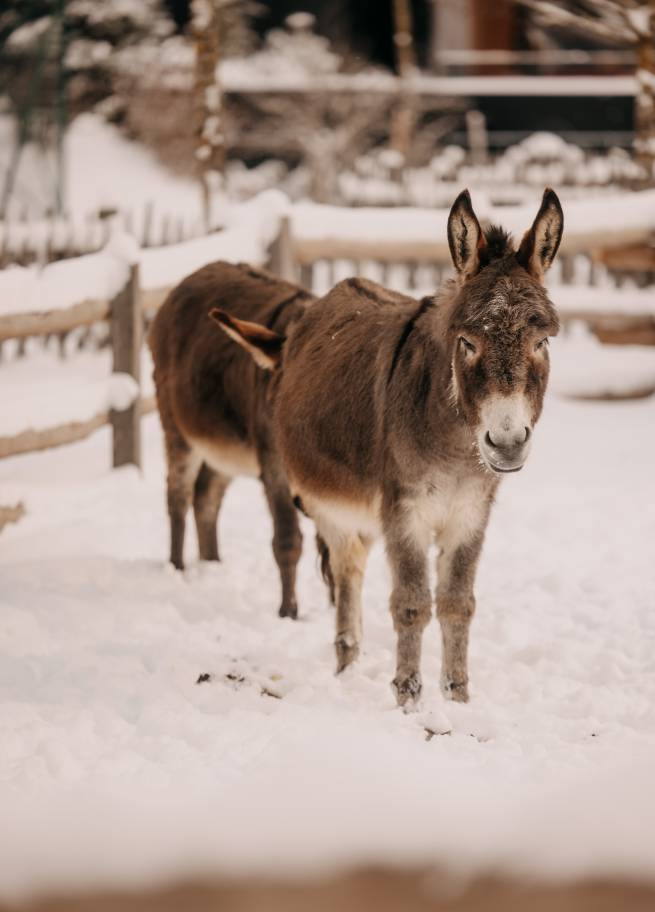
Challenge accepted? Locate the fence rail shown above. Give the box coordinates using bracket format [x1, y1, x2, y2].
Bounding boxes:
[0, 265, 171, 467]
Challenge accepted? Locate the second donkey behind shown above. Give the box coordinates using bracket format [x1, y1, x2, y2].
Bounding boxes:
[149, 261, 330, 619]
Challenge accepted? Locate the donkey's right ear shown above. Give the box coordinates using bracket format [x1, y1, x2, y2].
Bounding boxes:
[209, 309, 284, 370]
[447, 189, 485, 279]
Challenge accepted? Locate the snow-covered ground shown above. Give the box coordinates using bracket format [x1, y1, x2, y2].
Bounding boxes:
[1, 372, 655, 900]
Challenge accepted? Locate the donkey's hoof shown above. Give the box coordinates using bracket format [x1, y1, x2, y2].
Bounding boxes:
[199, 553, 221, 563]
[392, 672, 422, 709]
[441, 678, 469, 703]
[279, 600, 298, 620]
[335, 634, 359, 673]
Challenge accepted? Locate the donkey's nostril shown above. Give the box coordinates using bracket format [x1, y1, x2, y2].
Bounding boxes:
[523, 426, 531, 443]
[485, 431, 498, 449]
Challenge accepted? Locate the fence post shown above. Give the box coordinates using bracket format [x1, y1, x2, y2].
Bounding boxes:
[268, 215, 296, 282]
[110, 263, 141, 469]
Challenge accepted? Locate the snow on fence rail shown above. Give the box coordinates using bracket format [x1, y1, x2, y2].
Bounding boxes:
[0, 206, 210, 270]
[288, 190, 655, 266]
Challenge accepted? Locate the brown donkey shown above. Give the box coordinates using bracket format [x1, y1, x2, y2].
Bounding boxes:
[211, 189, 563, 706]
[149, 261, 328, 619]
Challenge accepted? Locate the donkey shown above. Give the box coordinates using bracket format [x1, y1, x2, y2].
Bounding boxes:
[149, 260, 332, 619]
[211, 189, 563, 707]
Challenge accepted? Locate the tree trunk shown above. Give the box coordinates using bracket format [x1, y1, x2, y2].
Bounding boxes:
[192, 0, 225, 229]
[390, 0, 417, 164]
[634, 3, 655, 184]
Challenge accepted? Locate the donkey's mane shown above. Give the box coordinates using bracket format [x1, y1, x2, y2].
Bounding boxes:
[478, 225, 514, 268]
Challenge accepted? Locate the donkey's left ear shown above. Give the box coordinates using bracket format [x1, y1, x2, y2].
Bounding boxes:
[209, 309, 284, 370]
[517, 188, 563, 281]
[447, 189, 485, 279]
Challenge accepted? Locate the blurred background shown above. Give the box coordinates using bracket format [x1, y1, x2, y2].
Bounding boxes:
[1, 0, 653, 234]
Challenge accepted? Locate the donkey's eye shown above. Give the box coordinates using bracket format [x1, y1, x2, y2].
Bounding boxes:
[535, 337, 548, 352]
[459, 336, 476, 355]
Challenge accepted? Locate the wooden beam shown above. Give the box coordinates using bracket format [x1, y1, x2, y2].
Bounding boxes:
[0, 412, 108, 459]
[0, 298, 109, 343]
[592, 244, 655, 271]
[268, 216, 297, 282]
[0, 397, 156, 461]
[141, 286, 172, 315]
[110, 264, 141, 469]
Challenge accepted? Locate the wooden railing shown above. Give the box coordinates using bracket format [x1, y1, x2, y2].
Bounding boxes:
[0, 268, 173, 465]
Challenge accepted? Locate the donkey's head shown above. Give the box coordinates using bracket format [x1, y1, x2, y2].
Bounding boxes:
[446, 188, 563, 474]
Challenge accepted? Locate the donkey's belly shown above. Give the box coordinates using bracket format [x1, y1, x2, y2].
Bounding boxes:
[190, 436, 260, 479]
[300, 489, 382, 539]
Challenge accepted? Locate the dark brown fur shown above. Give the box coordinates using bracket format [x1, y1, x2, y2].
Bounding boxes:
[215, 190, 563, 704]
[148, 260, 334, 618]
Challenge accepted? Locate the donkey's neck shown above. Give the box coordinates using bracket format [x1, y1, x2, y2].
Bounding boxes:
[383, 298, 477, 478]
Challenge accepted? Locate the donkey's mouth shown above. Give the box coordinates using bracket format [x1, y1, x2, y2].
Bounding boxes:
[488, 462, 524, 474]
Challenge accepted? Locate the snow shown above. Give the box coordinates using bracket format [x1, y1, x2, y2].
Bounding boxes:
[0, 191, 285, 315]
[0, 347, 152, 438]
[553, 284, 655, 316]
[627, 6, 653, 38]
[4, 16, 52, 51]
[1, 349, 655, 899]
[552, 326, 655, 398]
[292, 189, 655, 249]
[0, 247, 130, 317]
[0, 113, 203, 227]
[139, 190, 286, 290]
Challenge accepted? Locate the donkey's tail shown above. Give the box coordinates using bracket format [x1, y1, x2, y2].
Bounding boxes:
[315, 533, 336, 606]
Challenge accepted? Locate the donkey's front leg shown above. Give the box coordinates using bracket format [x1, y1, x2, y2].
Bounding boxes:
[385, 516, 432, 709]
[436, 533, 484, 703]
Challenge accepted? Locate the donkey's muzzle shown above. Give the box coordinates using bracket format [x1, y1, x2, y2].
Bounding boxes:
[481, 426, 531, 473]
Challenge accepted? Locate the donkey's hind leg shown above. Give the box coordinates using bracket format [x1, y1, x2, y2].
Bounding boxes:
[316, 522, 371, 673]
[166, 440, 202, 571]
[261, 462, 302, 619]
[193, 464, 230, 562]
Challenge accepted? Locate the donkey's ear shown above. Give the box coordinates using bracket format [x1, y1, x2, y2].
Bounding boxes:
[209, 309, 284, 370]
[517, 188, 564, 282]
[447, 189, 485, 278]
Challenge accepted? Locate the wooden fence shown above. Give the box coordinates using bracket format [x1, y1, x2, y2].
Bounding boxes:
[0, 267, 173, 466]
[1, 205, 654, 471]
[0, 206, 207, 269]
